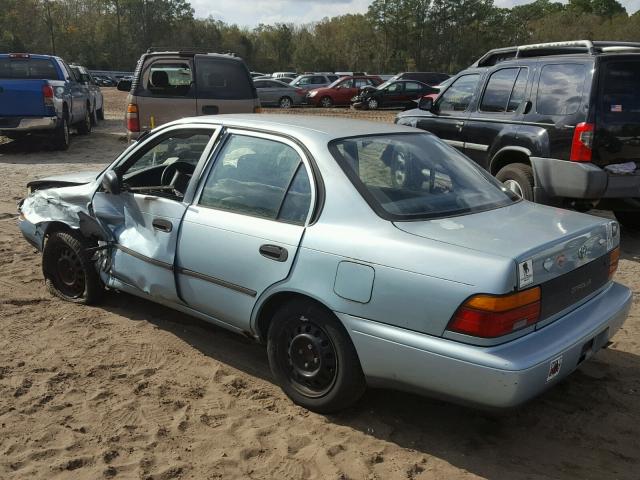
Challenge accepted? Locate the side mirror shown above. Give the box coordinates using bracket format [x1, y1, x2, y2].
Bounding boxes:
[117, 79, 132, 92]
[418, 97, 434, 112]
[101, 170, 121, 195]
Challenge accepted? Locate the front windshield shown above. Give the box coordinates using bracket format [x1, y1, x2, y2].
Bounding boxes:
[329, 133, 518, 220]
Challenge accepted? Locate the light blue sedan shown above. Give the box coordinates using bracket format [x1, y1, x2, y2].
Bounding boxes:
[18, 115, 631, 412]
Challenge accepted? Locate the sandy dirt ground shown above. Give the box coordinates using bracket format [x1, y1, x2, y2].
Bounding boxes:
[0, 90, 639, 480]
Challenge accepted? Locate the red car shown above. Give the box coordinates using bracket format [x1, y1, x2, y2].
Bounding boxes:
[306, 75, 382, 107]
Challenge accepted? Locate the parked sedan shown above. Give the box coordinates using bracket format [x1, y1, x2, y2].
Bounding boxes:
[307, 75, 382, 107]
[352, 80, 436, 110]
[18, 115, 630, 413]
[254, 79, 306, 108]
[289, 73, 339, 92]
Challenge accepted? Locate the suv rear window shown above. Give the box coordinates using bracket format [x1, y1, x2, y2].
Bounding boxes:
[0, 58, 58, 80]
[599, 61, 640, 121]
[330, 134, 517, 220]
[536, 64, 586, 116]
[146, 62, 193, 96]
[195, 57, 255, 100]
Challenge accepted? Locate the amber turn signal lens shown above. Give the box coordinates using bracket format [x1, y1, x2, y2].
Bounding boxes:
[126, 103, 138, 114]
[609, 247, 620, 279]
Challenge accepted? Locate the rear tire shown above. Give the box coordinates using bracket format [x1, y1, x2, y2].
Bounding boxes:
[42, 231, 103, 305]
[614, 210, 640, 232]
[97, 107, 104, 120]
[90, 107, 98, 126]
[496, 163, 534, 201]
[52, 118, 70, 151]
[319, 96, 333, 108]
[267, 298, 366, 413]
[279, 96, 293, 109]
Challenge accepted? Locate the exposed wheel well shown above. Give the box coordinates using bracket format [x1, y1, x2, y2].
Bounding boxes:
[490, 150, 531, 176]
[255, 292, 332, 342]
[43, 222, 80, 248]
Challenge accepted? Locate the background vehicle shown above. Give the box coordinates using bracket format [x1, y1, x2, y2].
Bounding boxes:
[254, 79, 306, 107]
[289, 73, 339, 92]
[92, 75, 116, 87]
[250, 71, 266, 78]
[419, 77, 454, 103]
[118, 49, 259, 139]
[306, 75, 382, 107]
[0, 53, 93, 149]
[397, 40, 640, 231]
[18, 115, 629, 414]
[272, 71, 297, 79]
[390, 71, 450, 85]
[353, 80, 436, 110]
[70, 64, 104, 123]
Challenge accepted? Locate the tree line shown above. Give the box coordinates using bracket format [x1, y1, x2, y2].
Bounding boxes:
[0, 0, 638, 75]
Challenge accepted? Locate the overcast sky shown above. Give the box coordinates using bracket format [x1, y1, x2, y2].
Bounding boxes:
[190, 0, 640, 26]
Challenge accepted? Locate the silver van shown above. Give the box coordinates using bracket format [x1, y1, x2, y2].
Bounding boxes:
[118, 50, 260, 139]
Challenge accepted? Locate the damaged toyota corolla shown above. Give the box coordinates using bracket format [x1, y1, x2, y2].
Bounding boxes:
[18, 115, 631, 413]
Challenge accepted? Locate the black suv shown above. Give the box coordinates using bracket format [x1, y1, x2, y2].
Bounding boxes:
[396, 40, 640, 231]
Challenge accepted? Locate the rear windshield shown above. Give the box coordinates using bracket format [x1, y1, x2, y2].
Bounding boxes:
[330, 134, 518, 220]
[0, 57, 59, 80]
[599, 61, 640, 122]
[195, 57, 256, 99]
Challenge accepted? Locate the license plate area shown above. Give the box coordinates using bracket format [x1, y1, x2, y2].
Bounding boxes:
[577, 327, 610, 365]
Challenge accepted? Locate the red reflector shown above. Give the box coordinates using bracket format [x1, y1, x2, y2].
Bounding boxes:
[449, 302, 541, 338]
[570, 122, 594, 162]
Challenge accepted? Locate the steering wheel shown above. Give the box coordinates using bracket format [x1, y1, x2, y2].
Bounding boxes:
[160, 161, 195, 195]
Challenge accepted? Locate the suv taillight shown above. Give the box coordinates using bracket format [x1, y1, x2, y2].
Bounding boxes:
[42, 85, 54, 108]
[126, 103, 139, 132]
[570, 122, 594, 162]
[447, 287, 541, 338]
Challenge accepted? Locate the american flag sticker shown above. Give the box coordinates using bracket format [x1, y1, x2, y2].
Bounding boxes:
[611, 104, 623, 112]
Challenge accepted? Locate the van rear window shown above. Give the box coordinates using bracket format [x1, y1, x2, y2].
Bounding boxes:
[599, 61, 640, 120]
[195, 57, 256, 100]
[0, 58, 59, 80]
[536, 64, 586, 116]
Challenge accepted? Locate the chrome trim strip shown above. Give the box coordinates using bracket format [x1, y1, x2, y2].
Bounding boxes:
[444, 139, 465, 148]
[465, 142, 489, 152]
[116, 245, 174, 271]
[178, 267, 257, 297]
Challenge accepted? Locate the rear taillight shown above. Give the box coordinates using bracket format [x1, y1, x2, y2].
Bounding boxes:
[570, 122, 594, 162]
[42, 84, 54, 108]
[609, 247, 620, 279]
[126, 103, 139, 132]
[448, 287, 541, 338]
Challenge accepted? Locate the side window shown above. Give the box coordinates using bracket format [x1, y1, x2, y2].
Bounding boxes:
[339, 79, 354, 88]
[354, 78, 369, 88]
[536, 64, 586, 115]
[297, 76, 311, 86]
[118, 129, 213, 195]
[199, 135, 312, 224]
[195, 57, 254, 100]
[387, 83, 403, 93]
[146, 62, 193, 97]
[480, 68, 519, 113]
[404, 82, 423, 92]
[507, 68, 528, 113]
[437, 74, 480, 113]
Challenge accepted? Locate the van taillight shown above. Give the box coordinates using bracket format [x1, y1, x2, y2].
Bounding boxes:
[42, 85, 54, 108]
[570, 122, 594, 162]
[126, 103, 139, 132]
[447, 287, 541, 338]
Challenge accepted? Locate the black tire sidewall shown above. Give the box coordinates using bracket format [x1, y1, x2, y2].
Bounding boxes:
[614, 211, 640, 232]
[53, 118, 70, 150]
[77, 109, 91, 135]
[496, 163, 534, 201]
[42, 231, 103, 304]
[267, 299, 365, 413]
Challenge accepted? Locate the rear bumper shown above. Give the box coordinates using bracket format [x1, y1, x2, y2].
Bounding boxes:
[532, 157, 640, 201]
[0, 116, 57, 132]
[337, 281, 631, 409]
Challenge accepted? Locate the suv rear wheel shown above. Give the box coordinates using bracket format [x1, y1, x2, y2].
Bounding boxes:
[614, 211, 640, 232]
[496, 163, 534, 201]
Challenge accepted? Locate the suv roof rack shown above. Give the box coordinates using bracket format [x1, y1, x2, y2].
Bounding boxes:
[472, 40, 640, 67]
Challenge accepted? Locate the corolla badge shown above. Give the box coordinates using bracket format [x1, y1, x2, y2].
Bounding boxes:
[577, 244, 588, 259]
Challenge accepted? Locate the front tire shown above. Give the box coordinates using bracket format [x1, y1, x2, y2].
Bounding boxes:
[614, 210, 640, 232]
[367, 98, 379, 110]
[42, 231, 103, 304]
[496, 163, 534, 201]
[319, 96, 333, 108]
[267, 299, 366, 413]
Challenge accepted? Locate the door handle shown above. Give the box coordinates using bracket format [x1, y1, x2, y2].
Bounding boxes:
[455, 121, 464, 131]
[202, 105, 219, 115]
[152, 218, 173, 233]
[259, 244, 288, 262]
[523, 100, 532, 114]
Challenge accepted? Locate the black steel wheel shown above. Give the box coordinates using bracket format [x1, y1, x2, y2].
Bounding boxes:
[77, 107, 92, 135]
[42, 231, 103, 304]
[267, 298, 365, 413]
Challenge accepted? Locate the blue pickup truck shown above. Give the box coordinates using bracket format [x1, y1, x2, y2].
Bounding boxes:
[0, 53, 93, 150]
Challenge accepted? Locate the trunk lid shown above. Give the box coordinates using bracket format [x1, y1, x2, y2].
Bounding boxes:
[394, 201, 615, 291]
[593, 56, 640, 168]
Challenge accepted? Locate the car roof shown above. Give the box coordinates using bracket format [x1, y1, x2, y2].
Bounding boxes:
[168, 114, 419, 140]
